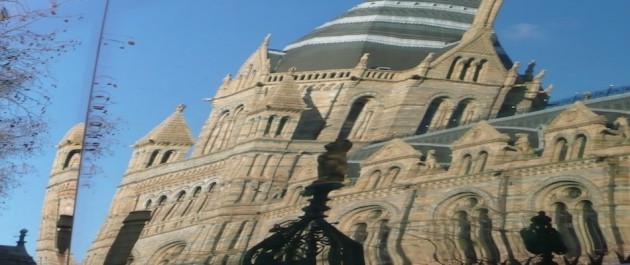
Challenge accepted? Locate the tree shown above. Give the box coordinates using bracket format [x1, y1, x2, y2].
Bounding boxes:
[0, 0, 77, 197]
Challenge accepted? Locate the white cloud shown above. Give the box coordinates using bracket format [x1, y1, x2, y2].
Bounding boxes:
[505, 23, 546, 40]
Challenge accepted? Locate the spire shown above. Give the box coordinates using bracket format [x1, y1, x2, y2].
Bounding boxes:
[460, 0, 503, 42]
[470, 0, 503, 29]
[261, 33, 271, 49]
[135, 104, 194, 147]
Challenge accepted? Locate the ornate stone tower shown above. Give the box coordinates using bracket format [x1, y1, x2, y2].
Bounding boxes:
[37, 124, 82, 265]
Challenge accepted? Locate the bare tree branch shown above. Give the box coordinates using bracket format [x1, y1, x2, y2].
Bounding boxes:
[0, 0, 78, 197]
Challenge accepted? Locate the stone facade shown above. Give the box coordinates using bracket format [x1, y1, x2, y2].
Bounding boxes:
[40, 1, 630, 264]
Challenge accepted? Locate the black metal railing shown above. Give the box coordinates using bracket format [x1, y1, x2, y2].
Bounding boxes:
[546, 85, 630, 107]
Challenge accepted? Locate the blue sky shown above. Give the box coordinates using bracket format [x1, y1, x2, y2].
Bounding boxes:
[1, 0, 629, 262]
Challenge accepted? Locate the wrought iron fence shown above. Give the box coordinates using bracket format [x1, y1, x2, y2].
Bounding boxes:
[546, 85, 630, 107]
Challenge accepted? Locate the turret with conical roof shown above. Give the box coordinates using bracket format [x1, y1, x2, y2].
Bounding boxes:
[51, 123, 84, 174]
[126, 104, 194, 173]
[246, 68, 307, 139]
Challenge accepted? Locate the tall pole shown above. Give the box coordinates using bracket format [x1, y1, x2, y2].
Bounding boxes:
[71, 1, 111, 264]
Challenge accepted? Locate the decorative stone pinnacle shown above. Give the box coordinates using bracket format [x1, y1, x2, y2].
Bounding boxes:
[176, 104, 186, 112]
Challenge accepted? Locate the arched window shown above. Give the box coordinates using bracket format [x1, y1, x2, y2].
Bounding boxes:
[554, 138, 569, 161]
[581, 201, 607, 256]
[416, 97, 450, 134]
[147, 150, 160, 168]
[157, 195, 167, 206]
[343, 208, 392, 263]
[148, 243, 186, 265]
[554, 202, 581, 258]
[263, 116, 275, 136]
[376, 220, 394, 265]
[461, 155, 473, 175]
[447, 99, 475, 128]
[446, 56, 462, 79]
[456, 211, 477, 264]
[275, 116, 290, 137]
[247, 118, 258, 137]
[339, 97, 376, 140]
[477, 209, 499, 264]
[220, 255, 230, 265]
[370, 170, 382, 189]
[573, 135, 587, 159]
[382, 167, 400, 187]
[145, 200, 152, 209]
[458, 58, 473, 81]
[192, 186, 202, 197]
[473, 59, 487, 82]
[205, 111, 230, 153]
[160, 150, 175, 164]
[228, 221, 247, 249]
[352, 223, 368, 244]
[63, 149, 81, 169]
[225, 105, 245, 146]
[208, 182, 217, 193]
[176, 191, 186, 202]
[476, 151, 488, 173]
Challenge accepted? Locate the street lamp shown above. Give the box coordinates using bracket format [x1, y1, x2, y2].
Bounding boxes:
[242, 140, 365, 265]
[520, 211, 567, 265]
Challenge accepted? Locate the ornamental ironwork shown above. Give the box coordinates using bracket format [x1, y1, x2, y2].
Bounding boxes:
[520, 211, 567, 265]
[241, 140, 365, 265]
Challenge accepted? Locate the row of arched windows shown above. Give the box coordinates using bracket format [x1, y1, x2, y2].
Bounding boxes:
[341, 208, 394, 265]
[554, 200, 607, 257]
[203, 94, 478, 147]
[336, 94, 481, 141]
[450, 208, 500, 264]
[260, 115, 290, 137]
[145, 182, 217, 208]
[459, 151, 488, 176]
[416, 97, 478, 134]
[203, 105, 296, 154]
[447, 56, 488, 83]
[553, 134, 587, 162]
[356, 166, 401, 190]
[455, 134, 589, 177]
[146, 149, 176, 168]
[203, 106, 245, 154]
[143, 182, 219, 226]
[434, 184, 607, 263]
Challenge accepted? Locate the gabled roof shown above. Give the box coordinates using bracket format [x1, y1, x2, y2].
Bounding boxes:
[452, 120, 510, 149]
[273, 0, 483, 71]
[363, 138, 421, 166]
[135, 105, 195, 147]
[546, 101, 607, 132]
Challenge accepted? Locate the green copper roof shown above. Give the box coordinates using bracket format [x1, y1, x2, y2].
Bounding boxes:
[273, 0, 483, 72]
